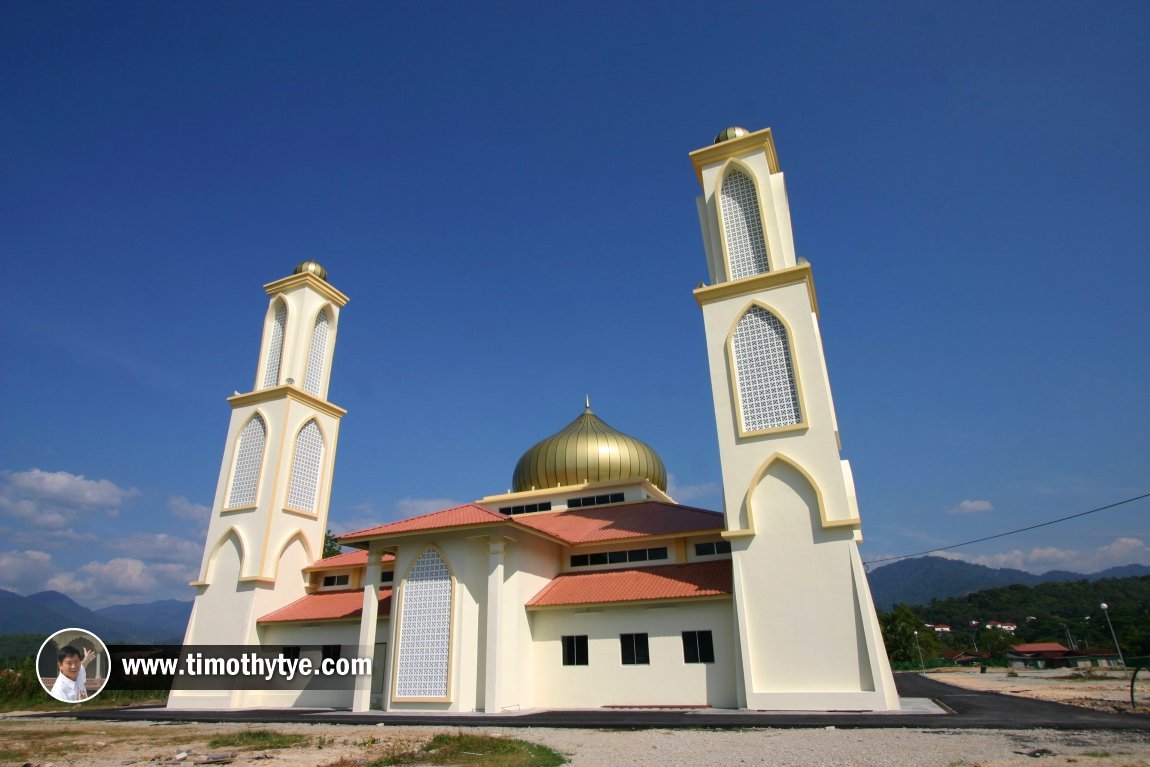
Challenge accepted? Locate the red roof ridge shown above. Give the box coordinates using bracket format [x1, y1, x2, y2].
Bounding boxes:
[339, 502, 504, 539]
[528, 560, 732, 608]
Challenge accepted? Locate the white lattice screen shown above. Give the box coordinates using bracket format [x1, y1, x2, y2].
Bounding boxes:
[394, 548, 452, 699]
[733, 306, 801, 432]
[303, 310, 329, 396]
[226, 414, 266, 508]
[262, 302, 287, 389]
[286, 420, 323, 512]
[720, 168, 770, 280]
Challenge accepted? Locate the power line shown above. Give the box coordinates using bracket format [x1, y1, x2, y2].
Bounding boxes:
[862, 492, 1150, 566]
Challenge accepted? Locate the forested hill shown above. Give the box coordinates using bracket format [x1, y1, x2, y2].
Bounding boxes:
[915, 575, 1150, 653]
[867, 556, 1150, 609]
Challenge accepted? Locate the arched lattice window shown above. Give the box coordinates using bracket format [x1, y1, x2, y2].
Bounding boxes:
[394, 548, 452, 699]
[302, 309, 329, 397]
[262, 301, 287, 389]
[285, 419, 324, 512]
[226, 414, 266, 508]
[732, 306, 801, 432]
[720, 168, 770, 280]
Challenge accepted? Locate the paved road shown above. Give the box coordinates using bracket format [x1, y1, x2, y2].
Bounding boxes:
[53, 674, 1150, 731]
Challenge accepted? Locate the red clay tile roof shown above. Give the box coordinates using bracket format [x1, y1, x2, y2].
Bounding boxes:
[1010, 642, 1069, 653]
[258, 588, 392, 623]
[527, 561, 732, 608]
[339, 504, 506, 540]
[303, 550, 395, 571]
[513, 501, 723, 545]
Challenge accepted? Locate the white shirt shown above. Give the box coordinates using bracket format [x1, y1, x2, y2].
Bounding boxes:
[50, 665, 87, 701]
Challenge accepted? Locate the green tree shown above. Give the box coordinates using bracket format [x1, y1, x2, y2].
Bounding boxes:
[880, 604, 942, 667]
[322, 528, 342, 558]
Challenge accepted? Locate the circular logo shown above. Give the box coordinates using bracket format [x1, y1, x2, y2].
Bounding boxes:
[37, 628, 110, 703]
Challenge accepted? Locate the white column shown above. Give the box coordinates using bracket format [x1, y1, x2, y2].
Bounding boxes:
[483, 537, 505, 712]
[352, 546, 382, 712]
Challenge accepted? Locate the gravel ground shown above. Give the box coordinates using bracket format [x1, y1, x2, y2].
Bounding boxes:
[4, 669, 1150, 767]
[3, 719, 1150, 767]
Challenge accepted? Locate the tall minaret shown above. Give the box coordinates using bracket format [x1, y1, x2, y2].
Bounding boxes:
[691, 128, 898, 711]
[171, 261, 348, 709]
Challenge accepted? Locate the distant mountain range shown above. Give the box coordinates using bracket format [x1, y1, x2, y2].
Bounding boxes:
[867, 556, 1150, 610]
[0, 589, 191, 644]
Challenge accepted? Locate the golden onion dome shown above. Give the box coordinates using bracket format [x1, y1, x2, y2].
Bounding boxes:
[512, 403, 668, 493]
[293, 260, 328, 280]
[714, 126, 750, 144]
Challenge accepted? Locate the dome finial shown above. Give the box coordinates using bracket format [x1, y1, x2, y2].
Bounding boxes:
[584, 394, 591, 413]
[714, 126, 750, 144]
[293, 260, 328, 280]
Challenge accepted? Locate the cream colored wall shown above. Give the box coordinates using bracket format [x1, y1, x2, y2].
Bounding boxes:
[385, 533, 487, 713]
[694, 144, 897, 710]
[529, 599, 736, 709]
[700, 280, 857, 530]
[502, 533, 561, 710]
[696, 153, 797, 278]
[256, 283, 342, 400]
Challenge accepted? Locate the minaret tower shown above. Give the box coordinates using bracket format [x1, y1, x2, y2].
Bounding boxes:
[171, 261, 349, 709]
[691, 128, 898, 710]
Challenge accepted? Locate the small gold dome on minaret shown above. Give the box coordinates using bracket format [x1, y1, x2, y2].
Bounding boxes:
[511, 401, 668, 493]
[714, 126, 750, 144]
[293, 260, 328, 280]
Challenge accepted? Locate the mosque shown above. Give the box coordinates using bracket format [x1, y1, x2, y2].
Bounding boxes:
[169, 127, 898, 712]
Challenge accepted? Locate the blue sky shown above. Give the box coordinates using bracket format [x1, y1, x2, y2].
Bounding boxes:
[1, 1, 1147, 607]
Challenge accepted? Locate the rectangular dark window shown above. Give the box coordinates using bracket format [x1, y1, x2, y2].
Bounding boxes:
[322, 644, 342, 662]
[589, 552, 609, 565]
[608, 550, 628, 564]
[568, 498, 583, 508]
[716, 541, 732, 554]
[381, 570, 394, 582]
[627, 548, 648, 562]
[647, 547, 668, 561]
[610, 493, 625, 503]
[682, 631, 715, 663]
[562, 635, 588, 666]
[695, 542, 716, 556]
[539, 502, 552, 511]
[322, 574, 349, 587]
[620, 633, 649, 665]
[570, 554, 589, 567]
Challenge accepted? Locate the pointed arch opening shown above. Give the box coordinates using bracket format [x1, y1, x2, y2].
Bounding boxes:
[203, 527, 247, 584]
[225, 413, 267, 509]
[262, 298, 288, 389]
[285, 419, 324, 513]
[730, 304, 802, 435]
[302, 306, 331, 397]
[718, 163, 770, 280]
[393, 545, 454, 701]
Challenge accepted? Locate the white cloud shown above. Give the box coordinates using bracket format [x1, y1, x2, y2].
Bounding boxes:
[947, 499, 994, 514]
[0, 468, 138, 529]
[941, 537, 1150, 574]
[396, 497, 459, 517]
[46, 557, 196, 608]
[0, 550, 55, 594]
[168, 496, 210, 522]
[666, 474, 720, 504]
[104, 533, 203, 565]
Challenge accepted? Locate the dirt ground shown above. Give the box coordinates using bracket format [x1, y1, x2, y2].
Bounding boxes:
[2, 669, 1148, 767]
[929, 666, 1148, 714]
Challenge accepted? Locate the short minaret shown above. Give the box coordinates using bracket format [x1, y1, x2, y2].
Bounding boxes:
[691, 128, 898, 710]
[170, 261, 349, 709]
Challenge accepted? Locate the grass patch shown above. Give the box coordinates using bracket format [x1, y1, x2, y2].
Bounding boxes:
[206, 729, 309, 750]
[370, 733, 565, 767]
